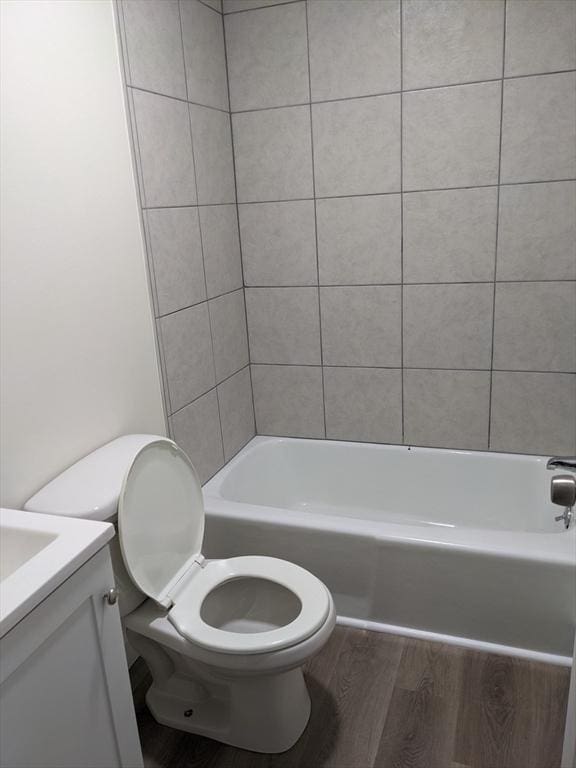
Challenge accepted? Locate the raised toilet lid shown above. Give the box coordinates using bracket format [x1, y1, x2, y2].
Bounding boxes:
[118, 438, 204, 608]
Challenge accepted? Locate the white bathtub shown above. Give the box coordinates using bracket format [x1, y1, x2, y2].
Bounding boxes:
[203, 437, 576, 665]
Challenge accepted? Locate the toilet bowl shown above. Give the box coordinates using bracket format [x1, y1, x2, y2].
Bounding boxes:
[25, 435, 336, 754]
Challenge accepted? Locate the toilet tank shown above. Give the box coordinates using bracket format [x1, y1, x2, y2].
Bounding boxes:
[25, 434, 163, 617]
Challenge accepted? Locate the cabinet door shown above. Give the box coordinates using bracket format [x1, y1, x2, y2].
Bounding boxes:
[0, 548, 143, 768]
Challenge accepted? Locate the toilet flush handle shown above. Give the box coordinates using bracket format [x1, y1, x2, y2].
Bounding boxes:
[104, 587, 118, 605]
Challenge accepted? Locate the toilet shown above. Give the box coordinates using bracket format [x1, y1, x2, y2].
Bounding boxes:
[25, 435, 336, 754]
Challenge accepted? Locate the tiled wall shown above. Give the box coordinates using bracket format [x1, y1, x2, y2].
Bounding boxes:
[225, 0, 576, 455]
[116, 0, 255, 483]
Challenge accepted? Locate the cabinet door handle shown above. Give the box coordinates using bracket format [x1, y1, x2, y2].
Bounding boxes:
[104, 587, 118, 605]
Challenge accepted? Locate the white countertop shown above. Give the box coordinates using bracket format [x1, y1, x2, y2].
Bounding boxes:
[0, 507, 114, 637]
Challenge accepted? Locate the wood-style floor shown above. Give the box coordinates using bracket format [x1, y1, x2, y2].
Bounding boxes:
[136, 626, 570, 768]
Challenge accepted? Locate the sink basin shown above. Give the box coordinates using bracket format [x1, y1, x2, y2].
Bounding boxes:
[0, 526, 57, 581]
[0, 508, 114, 636]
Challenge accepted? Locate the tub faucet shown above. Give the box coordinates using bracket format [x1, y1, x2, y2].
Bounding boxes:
[550, 473, 576, 529]
[546, 456, 576, 472]
[548, 457, 576, 529]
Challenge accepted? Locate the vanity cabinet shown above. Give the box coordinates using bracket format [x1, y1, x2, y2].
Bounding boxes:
[0, 546, 143, 768]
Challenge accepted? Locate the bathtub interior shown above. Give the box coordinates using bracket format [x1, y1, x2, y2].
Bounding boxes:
[217, 438, 560, 534]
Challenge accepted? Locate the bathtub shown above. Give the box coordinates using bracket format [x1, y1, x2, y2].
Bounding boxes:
[203, 437, 576, 665]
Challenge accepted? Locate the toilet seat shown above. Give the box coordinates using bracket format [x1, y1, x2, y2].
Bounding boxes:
[167, 555, 331, 655]
[117, 438, 330, 655]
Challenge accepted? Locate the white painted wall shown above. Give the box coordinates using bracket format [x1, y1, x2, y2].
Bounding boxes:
[0, 0, 166, 508]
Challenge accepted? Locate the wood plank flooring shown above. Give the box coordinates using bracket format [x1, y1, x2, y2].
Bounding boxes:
[136, 626, 570, 768]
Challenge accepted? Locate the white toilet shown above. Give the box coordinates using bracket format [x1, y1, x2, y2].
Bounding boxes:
[25, 435, 336, 754]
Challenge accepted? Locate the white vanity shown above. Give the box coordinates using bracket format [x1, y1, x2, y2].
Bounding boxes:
[0, 508, 143, 768]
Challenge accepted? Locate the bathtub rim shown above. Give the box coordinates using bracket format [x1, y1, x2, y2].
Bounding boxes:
[203, 436, 576, 566]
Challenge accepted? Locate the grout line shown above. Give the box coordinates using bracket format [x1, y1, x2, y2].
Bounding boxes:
[127, 84, 230, 115]
[143, 201, 236, 210]
[403, 67, 576, 92]
[229, 67, 576, 114]
[399, 0, 405, 444]
[169, 364, 252, 418]
[124, 89, 147, 208]
[177, 0, 190, 103]
[305, 0, 327, 439]
[249, 362, 576, 375]
[234, 96, 395, 116]
[404, 179, 576, 193]
[177, 0, 226, 456]
[116, 1, 134, 88]
[403, 178, 576, 193]
[222, 6, 258, 433]
[155, 286, 244, 321]
[182, 177, 575, 210]
[197, 0, 223, 14]
[154, 317, 174, 417]
[243, 279, 576, 289]
[247, 362, 257, 435]
[487, 0, 507, 452]
[140, 210, 160, 320]
[492, 370, 576, 376]
[224, 0, 303, 15]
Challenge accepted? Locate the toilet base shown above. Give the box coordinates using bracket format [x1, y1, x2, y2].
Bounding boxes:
[125, 600, 336, 754]
[145, 667, 311, 754]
